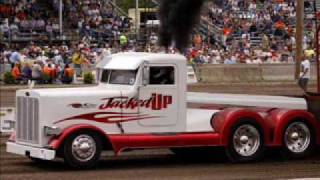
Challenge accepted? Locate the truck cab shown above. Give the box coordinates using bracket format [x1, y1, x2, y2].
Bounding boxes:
[95, 53, 187, 133]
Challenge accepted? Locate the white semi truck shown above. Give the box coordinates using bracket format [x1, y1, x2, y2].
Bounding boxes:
[6, 53, 320, 168]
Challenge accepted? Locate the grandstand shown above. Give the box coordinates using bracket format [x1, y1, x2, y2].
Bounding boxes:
[0, 0, 318, 63]
[201, 0, 319, 51]
[0, 0, 132, 45]
[1, 0, 315, 47]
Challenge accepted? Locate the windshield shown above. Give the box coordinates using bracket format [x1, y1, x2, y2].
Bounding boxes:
[101, 69, 137, 85]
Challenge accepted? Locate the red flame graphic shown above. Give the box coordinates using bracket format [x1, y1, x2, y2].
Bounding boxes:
[54, 112, 161, 124]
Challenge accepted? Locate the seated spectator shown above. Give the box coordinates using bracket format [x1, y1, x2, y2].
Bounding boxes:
[149, 32, 158, 45]
[20, 20, 30, 31]
[11, 63, 21, 81]
[36, 51, 49, 64]
[224, 55, 236, 64]
[21, 63, 32, 80]
[35, 19, 45, 31]
[16, 11, 27, 21]
[61, 64, 74, 84]
[9, 23, 19, 36]
[31, 61, 43, 83]
[0, 22, 10, 37]
[9, 50, 21, 68]
[53, 50, 63, 65]
[52, 22, 60, 36]
[46, 22, 53, 38]
[43, 64, 53, 83]
[54, 64, 63, 82]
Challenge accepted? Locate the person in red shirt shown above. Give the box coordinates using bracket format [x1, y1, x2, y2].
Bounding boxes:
[62, 64, 74, 84]
[11, 63, 21, 81]
[43, 64, 53, 83]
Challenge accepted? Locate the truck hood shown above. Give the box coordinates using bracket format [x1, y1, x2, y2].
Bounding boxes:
[17, 86, 123, 98]
[15, 86, 132, 147]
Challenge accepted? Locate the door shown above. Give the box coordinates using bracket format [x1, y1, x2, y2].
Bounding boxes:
[138, 64, 179, 128]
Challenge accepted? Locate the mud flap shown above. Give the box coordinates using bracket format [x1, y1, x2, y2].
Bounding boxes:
[304, 92, 320, 121]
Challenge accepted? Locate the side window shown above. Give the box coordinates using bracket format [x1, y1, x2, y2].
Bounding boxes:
[101, 70, 110, 83]
[149, 66, 175, 85]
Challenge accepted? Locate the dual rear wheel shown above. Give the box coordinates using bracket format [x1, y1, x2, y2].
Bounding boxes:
[226, 122, 264, 162]
[282, 121, 314, 159]
[226, 120, 315, 163]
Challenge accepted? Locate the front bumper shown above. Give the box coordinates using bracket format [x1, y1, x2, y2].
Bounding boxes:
[6, 142, 56, 160]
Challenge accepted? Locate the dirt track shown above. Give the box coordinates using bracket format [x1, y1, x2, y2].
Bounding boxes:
[0, 83, 319, 180]
[1, 135, 320, 180]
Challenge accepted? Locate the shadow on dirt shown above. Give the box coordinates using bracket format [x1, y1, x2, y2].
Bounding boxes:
[19, 146, 320, 172]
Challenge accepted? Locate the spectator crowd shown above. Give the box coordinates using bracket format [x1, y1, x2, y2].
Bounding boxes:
[0, 41, 114, 84]
[200, 0, 316, 64]
[0, 0, 132, 41]
[0, 0, 318, 85]
[0, 0, 49, 38]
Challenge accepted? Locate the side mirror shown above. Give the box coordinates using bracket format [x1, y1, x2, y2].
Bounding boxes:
[142, 66, 149, 86]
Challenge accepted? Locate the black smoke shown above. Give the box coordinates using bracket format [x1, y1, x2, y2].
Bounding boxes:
[159, 0, 205, 52]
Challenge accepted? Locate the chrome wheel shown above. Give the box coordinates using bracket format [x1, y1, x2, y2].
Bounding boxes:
[233, 124, 261, 157]
[284, 122, 311, 153]
[71, 134, 97, 162]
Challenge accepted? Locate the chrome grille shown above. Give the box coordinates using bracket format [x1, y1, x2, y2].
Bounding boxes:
[16, 97, 39, 144]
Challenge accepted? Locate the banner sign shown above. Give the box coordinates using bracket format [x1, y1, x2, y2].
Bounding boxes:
[187, 65, 198, 84]
[0, 107, 15, 133]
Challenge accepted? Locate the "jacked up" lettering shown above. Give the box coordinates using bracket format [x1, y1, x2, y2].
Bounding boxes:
[99, 94, 173, 111]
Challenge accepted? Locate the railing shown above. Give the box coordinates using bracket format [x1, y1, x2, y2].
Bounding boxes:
[200, 16, 224, 45]
[195, 63, 318, 83]
[107, 0, 129, 17]
[1, 30, 81, 43]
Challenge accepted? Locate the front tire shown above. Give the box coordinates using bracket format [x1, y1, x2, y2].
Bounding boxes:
[63, 131, 102, 168]
[225, 122, 264, 163]
[282, 121, 315, 159]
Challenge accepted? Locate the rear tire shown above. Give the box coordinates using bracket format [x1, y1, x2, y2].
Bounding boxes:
[281, 121, 315, 159]
[225, 121, 264, 163]
[63, 131, 102, 169]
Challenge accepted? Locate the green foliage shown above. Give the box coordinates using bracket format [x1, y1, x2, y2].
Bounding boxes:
[4, 72, 15, 84]
[83, 72, 95, 84]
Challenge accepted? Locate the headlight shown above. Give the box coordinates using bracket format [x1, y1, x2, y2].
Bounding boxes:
[44, 126, 62, 136]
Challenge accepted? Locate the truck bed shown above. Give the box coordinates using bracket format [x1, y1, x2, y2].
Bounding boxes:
[185, 92, 307, 132]
[186, 108, 219, 132]
[187, 92, 307, 110]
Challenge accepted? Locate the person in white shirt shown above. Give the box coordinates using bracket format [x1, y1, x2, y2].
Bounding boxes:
[149, 32, 158, 45]
[299, 56, 311, 91]
[36, 51, 48, 65]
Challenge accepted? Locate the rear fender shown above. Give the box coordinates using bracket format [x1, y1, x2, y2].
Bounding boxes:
[212, 108, 271, 146]
[266, 109, 320, 146]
